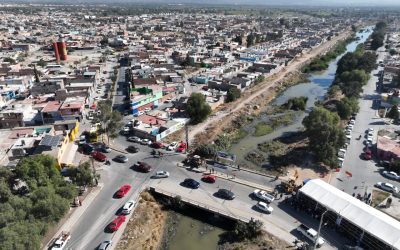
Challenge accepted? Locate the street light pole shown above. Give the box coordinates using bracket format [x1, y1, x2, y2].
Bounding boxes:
[314, 210, 328, 250]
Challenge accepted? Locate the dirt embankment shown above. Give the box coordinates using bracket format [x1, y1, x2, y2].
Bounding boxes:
[116, 192, 166, 250]
[219, 231, 291, 250]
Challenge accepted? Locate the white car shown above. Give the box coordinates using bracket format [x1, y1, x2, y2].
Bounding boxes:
[338, 149, 346, 158]
[123, 126, 130, 134]
[297, 224, 325, 247]
[347, 125, 354, 130]
[349, 119, 355, 125]
[345, 130, 351, 135]
[128, 136, 140, 143]
[382, 171, 400, 180]
[140, 138, 151, 145]
[367, 127, 374, 132]
[153, 171, 170, 178]
[121, 200, 135, 215]
[134, 111, 144, 117]
[167, 142, 178, 151]
[367, 131, 374, 137]
[256, 201, 273, 213]
[253, 189, 275, 203]
[375, 182, 399, 193]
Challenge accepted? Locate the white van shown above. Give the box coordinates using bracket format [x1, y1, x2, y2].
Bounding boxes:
[297, 224, 325, 247]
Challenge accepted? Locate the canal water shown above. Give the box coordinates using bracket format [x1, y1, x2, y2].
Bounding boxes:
[167, 215, 225, 250]
[229, 27, 374, 164]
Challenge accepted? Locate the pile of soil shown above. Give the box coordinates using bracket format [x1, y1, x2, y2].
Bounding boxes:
[116, 192, 166, 250]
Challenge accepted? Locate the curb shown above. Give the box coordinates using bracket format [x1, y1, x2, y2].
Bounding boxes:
[43, 184, 103, 250]
[230, 165, 276, 179]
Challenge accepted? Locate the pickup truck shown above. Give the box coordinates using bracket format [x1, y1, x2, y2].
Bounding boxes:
[51, 232, 71, 250]
[297, 224, 325, 247]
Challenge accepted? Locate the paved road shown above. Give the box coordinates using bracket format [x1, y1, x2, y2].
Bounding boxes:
[330, 48, 393, 196]
[112, 66, 129, 113]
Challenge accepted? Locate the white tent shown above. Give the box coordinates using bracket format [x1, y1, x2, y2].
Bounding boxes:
[300, 179, 400, 249]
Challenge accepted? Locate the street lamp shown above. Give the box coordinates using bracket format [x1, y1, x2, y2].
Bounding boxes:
[314, 209, 328, 250]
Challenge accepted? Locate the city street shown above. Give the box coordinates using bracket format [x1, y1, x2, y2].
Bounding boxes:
[330, 48, 393, 195]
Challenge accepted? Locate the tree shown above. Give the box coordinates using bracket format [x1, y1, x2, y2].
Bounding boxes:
[214, 134, 231, 151]
[3, 57, 16, 64]
[33, 65, 40, 83]
[226, 88, 241, 102]
[336, 97, 359, 119]
[303, 107, 346, 167]
[386, 105, 399, 121]
[232, 218, 263, 240]
[327, 85, 342, 99]
[186, 93, 212, 124]
[70, 162, 95, 187]
[284, 97, 308, 111]
[193, 144, 217, 158]
[246, 33, 255, 47]
[95, 100, 123, 144]
[37, 59, 47, 67]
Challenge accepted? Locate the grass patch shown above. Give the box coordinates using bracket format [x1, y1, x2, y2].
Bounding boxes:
[233, 128, 248, 142]
[254, 123, 273, 137]
[258, 140, 287, 155]
[371, 190, 390, 207]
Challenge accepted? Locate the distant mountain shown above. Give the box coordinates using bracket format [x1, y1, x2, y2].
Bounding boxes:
[2, 0, 400, 7]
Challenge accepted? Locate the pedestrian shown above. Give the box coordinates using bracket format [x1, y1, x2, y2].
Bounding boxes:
[79, 199, 82, 206]
[238, 165, 240, 171]
[206, 165, 208, 171]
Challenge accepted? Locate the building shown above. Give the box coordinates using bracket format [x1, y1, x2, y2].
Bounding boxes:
[130, 86, 163, 115]
[376, 135, 400, 161]
[298, 179, 400, 250]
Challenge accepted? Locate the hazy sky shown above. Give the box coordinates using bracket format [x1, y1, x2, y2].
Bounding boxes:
[5, 0, 400, 6]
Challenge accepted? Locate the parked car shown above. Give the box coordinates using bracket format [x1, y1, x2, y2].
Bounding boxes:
[215, 189, 235, 200]
[253, 189, 275, 203]
[127, 136, 140, 142]
[78, 135, 86, 145]
[167, 141, 178, 151]
[122, 126, 130, 135]
[92, 151, 107, 162]
[297, 224, 325, 247]
[141, 139, 152, 145]
[116, 184, 131, 198]
[108, 215, 126, 232]
[98, 144, 111, 153]
[182, 178, 200, 189]
[134, 162, 152, 172]
[98, 240, 112, 250]
[201, 175, 216, 183]
[134, 111, 144, 117]
[256, 201, 273, 213]
[349, 119, 355, 125]
[126, 146, 139, 153]
[121, 200, 135, 215]
[363, 150, 372, 160]
[114, 154, 128, 163]
[383, 171, 400, 180]
[79, 143, 94, 154]
[151, 142, 164, 149]
[375, 182, 399, 193]
[153, 171, 170, 178]
[176, 142, 187, 152]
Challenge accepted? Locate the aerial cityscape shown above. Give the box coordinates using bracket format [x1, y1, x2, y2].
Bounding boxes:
[0, 1, 399, 250]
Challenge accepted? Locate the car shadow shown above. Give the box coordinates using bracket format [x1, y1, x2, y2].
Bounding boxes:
[103, 225, 113, 234]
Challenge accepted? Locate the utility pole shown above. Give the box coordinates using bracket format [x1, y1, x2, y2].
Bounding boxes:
[185, 124, 189, 152]
[314, 210, 328, 250]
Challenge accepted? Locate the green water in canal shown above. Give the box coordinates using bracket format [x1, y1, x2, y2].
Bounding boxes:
[167, 215, 225, 250]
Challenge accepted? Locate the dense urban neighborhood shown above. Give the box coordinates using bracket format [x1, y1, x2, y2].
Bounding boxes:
[1, 3, 400, 250]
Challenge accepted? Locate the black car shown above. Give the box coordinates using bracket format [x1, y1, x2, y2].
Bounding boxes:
[215, 189, 235, 200]
[114, 154, 128, 163]
[182, 178, 200, 189]
[79, 143, 94, 154]
[126, 146, 139, 153]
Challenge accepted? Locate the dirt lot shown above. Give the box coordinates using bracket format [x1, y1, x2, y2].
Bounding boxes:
[116, 192, 166, 250]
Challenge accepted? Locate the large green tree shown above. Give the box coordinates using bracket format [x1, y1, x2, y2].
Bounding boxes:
[336, 97, 359, 119]
[95, 100, 123, 144]
[186, 93, 212, 124]
[386, 105, 399, 121]
[226, 88, 241, 102]
[303, 107, 346, 167]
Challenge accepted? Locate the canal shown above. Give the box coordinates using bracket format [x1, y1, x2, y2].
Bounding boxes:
[229, 27, 374, 167]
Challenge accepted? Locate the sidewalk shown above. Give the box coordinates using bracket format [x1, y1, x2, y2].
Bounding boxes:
[193, 166, 274, 192]
[42, 184, 103, 250]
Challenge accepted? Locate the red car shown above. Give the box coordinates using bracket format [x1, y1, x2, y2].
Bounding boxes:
[363, 150, 372, 160]
[176, 142, 187, 152]
[134, 162, 152, 173]
[108, 215, 126, 232]
[151, 142, 164, 149]
[201, 174, 216, 183]
[116, 184, 131, 198]
[91, 151, 107, 162]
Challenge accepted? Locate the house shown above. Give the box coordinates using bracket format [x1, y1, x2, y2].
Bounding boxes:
[376, 135, 400, 161]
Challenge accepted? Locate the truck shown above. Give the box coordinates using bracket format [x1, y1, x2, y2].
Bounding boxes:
[297, 224, 325, 247]
[51, 232, 71, 250]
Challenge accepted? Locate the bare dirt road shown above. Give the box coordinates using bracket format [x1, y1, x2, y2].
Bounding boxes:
[188, 29, 351, 146]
